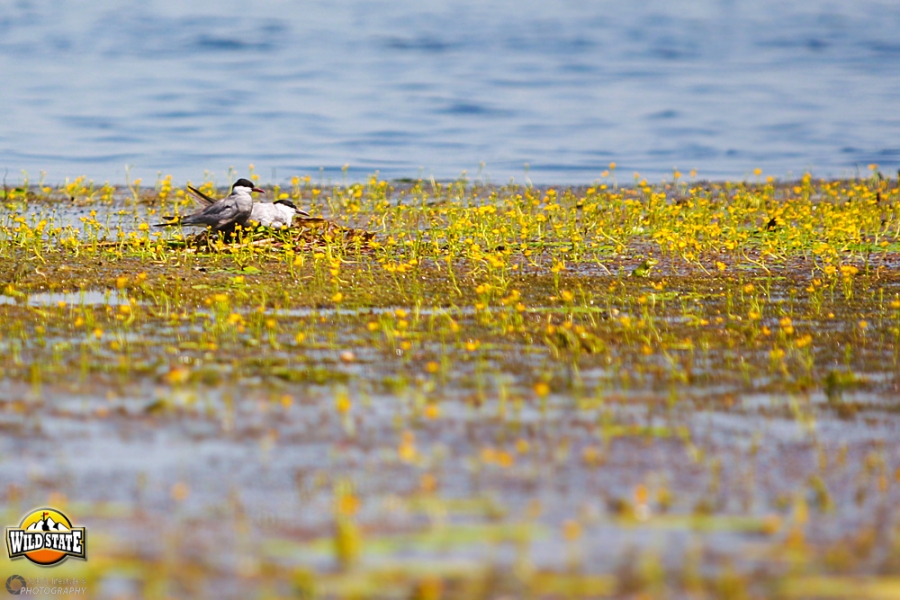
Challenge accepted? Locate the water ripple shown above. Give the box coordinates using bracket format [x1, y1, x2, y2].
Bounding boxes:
[0, 0, 897, 183]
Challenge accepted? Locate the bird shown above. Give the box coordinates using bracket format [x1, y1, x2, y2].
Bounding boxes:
[155, 178, 264, 231]
[184, 184, 308, 229]
[248, 198, 309, 228]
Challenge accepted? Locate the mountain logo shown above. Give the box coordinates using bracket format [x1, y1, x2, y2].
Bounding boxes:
[5, 508, 87, 566]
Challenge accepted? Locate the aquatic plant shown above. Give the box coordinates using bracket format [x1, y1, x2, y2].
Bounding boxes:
[0, 170, 899, 598]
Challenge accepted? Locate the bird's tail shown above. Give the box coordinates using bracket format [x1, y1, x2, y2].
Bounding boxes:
[154, 216, 181, 227]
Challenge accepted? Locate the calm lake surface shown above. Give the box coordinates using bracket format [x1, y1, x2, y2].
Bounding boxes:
[1, 0, 899, 184]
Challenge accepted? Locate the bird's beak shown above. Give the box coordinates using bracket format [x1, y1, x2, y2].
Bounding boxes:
[252, 187, 266, 194]
[297, 209, 310, 217]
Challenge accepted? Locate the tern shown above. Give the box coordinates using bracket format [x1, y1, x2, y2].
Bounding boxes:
[184, 184, 309, 229]
[155, 178, 264, 231]
[248, 198, 309, 228]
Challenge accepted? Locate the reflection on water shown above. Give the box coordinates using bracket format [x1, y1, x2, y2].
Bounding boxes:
[1, 0, 898, 183]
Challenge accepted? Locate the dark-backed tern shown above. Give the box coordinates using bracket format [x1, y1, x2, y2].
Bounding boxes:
[184, 183, 309, 229]
[155, 178, 264, 231]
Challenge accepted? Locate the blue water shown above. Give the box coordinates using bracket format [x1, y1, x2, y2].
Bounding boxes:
[1, 0, 899, 185]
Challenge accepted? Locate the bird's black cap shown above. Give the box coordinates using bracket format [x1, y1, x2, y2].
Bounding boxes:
[274, 199, 297, 209]
[232, 178, 257, 190]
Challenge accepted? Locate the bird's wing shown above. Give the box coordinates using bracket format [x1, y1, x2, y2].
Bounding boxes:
[205, 197, 243, 226]
[186, 185, 216, 207]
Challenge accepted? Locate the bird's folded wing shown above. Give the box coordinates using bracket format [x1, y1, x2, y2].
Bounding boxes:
[201, 198, 242, 226]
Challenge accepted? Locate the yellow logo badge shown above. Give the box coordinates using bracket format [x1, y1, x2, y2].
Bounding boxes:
[5, 508, 87, 566]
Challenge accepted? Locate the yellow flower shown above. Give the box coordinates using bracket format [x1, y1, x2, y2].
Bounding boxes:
[398, 431, 417, 462]
[335, 493, 360, 517]
[563, 520, 582, 541]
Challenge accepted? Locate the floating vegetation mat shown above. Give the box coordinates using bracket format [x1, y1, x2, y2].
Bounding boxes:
[1, 171, 900, 599]
[167, 217, 378, 254]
